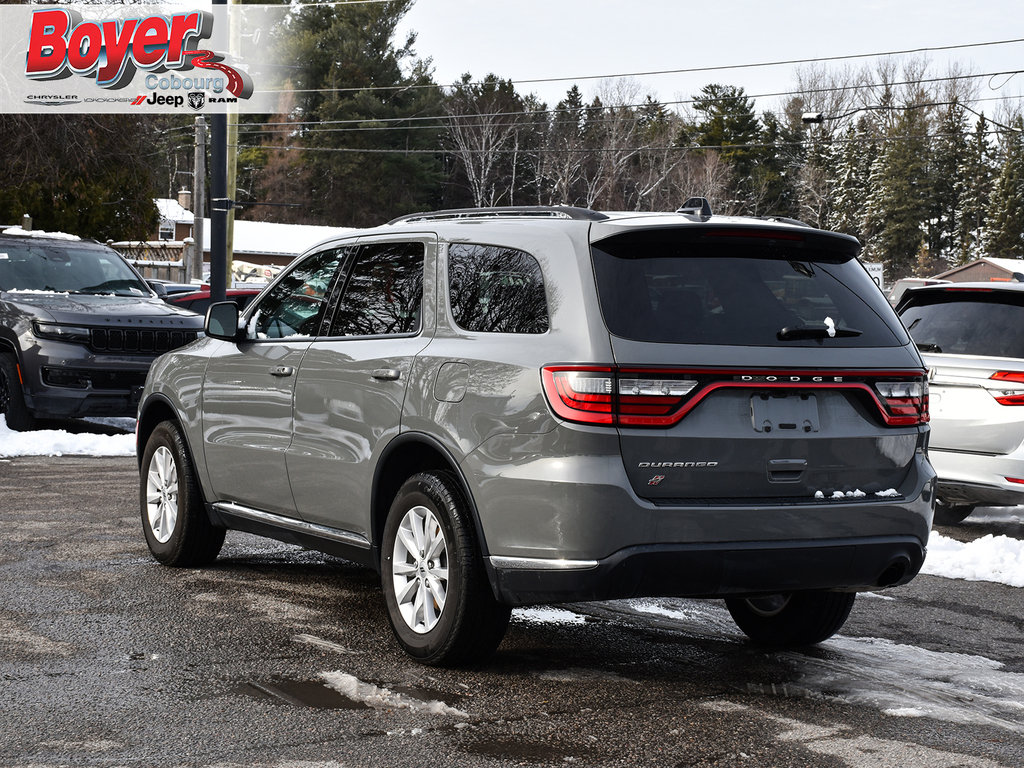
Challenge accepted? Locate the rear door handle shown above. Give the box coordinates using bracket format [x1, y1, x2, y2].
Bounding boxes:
[371, 368, 400, 381]
[269, 365, 294, 377]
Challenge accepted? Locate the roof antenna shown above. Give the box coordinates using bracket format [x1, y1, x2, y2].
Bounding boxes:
[677, 197, 712, 217]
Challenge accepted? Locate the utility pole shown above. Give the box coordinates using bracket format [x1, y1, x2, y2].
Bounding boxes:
[210, 111, 227, 303]
[209, 0, 228, 304]
[192, 116, 206, 282]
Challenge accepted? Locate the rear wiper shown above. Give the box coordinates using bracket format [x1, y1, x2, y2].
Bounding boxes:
[915, 342, 942, 353]
[777, 321, 862, 341]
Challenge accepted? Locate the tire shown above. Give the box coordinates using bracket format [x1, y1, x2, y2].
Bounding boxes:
[725, 591, 856, 647]
[933, 499, 975, 526]
[381, 471, 510, 666]
[0, 354, 36, 432]
[140, 421, 225, 567]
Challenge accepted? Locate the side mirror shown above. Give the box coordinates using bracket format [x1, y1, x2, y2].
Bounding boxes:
[206, 301, 241, 341]
[148, 280, 168, 298]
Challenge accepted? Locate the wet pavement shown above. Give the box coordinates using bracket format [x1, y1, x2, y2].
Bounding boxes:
[1, 455, 1022, 767]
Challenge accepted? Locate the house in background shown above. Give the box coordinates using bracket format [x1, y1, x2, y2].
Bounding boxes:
[156, 193, 196, 242]
[153, 193, 354, 267]
[934, 257, 1024, 283]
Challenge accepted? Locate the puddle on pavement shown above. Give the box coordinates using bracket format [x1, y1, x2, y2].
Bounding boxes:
[242, 679, 369, 709]
[464, 737, 586, 763]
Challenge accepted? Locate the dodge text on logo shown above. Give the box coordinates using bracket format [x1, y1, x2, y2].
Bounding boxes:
[736, 375, 845, 383]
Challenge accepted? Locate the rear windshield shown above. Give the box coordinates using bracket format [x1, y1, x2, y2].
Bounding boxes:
[900, 292, 1024, 357]
[591, 229, 907, 347]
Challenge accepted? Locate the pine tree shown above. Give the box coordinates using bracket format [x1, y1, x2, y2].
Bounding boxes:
[862, 107, 931, 280]
[926, 101, 971, 266]
[750, 110, 803, 218]
[954, 115, 995, 265]
[826, 118, 875, 240]
[269, 0, 444, 226]
[685, 84, 761, 212]
[984, 118, 1024, 259]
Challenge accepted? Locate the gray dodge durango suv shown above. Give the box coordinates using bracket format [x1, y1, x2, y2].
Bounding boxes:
[136, 204, 935, 665]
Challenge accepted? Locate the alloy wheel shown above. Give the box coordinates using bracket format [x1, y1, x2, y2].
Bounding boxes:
[391, 505, 449, 633]
[145, 446, 179, 543]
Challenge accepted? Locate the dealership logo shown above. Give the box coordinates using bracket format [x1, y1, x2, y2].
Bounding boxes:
[24, 8, 253, 99]
[132, 91, 237, 109]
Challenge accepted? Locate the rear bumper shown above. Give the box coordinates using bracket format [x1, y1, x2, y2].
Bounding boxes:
[490, 535, 926, 606]
[929, 448, 1024, 507]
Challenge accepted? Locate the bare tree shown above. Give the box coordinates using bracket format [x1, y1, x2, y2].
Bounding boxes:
[444, 75, 525, 208]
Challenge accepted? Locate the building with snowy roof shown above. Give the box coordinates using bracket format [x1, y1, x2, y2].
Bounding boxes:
[153, 194, 355, 267]
[934, 257, 1024, 283]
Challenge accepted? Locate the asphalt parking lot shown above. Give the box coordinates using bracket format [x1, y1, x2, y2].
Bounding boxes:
[2, 455, 1023, 768]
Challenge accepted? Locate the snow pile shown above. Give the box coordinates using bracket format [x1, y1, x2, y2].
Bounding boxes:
[923, 531, 1024, 588]
[0, 417, 135, 457]
[320, 672, 468, 717]
[512, 606, 588, 625]
[0, 226, 80, 240]
[813, 488, 897, 499]
[788, 635, 1024, 734]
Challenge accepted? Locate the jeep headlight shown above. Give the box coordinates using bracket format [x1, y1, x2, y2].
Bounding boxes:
[33, 321, 92, 344]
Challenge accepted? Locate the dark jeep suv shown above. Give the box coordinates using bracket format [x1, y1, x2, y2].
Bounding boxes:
[0, 230, 203, 430]
[136, 204, 935, 665]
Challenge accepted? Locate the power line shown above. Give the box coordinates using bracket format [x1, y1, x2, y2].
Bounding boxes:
[229, 94, 1020, 140]
[254, 36, 1024, 95]
[227, 69, 1024, 132]
[228, 128, 1008, 157]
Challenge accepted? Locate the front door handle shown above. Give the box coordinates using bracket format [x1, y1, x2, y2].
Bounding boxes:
[371, 368, 400, 381]
[269, 365, 294, 377]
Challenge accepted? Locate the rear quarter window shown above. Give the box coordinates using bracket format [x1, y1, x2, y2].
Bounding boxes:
[448, 243, 548, 334]
[591, 229, 907, 347]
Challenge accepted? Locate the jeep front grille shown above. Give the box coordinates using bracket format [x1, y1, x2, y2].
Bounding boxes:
[89, 328, 198, 354]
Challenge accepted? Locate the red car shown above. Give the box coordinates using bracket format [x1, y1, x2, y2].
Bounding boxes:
[165, 287, 262, 315]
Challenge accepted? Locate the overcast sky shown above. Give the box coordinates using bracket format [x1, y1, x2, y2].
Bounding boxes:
[396, 0, 1024, 116]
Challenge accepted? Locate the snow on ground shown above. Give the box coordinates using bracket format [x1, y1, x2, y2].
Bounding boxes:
[2, 416, 1023, 589]
[923, 530, 1024, 587]
[0, 416, 135, 457]
[512, 606, 589, 625]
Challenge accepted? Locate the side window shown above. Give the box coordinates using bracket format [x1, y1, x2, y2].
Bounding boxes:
[329, 242, 424, 337]
[250, 248, 346, 339]
[448, 243, 549, 334]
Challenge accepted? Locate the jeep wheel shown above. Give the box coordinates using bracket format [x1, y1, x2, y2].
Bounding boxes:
[933, 499, 975, 526]
[140, 421, 225, 566]
[381, 472, 510, 666]
[0, 354, 36, 432]
[725, 591, 856, 647]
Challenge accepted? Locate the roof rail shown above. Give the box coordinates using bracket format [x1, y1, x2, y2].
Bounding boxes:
[387, 206, 609, 225]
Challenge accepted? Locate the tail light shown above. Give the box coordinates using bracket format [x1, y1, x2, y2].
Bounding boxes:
[873, 380, 929, 425]
[542, 367, 698, 426]
[990, 371, 1024, 405]
[543, 366, 929, 428]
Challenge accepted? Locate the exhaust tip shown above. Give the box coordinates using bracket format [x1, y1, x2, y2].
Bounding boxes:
[876, 555, 911, 588]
